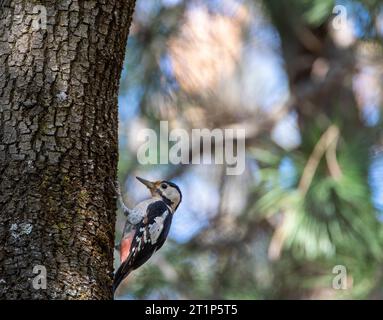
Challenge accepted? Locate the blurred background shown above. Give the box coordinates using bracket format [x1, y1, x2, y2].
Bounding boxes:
[114, 0, 383, 299]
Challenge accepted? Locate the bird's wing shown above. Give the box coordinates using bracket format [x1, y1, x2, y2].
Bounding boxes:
[118, 199, 154, 263]
[113, 200, 173, 293]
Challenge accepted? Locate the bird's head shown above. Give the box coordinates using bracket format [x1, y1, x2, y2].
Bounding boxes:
[136, 177, 182, 211]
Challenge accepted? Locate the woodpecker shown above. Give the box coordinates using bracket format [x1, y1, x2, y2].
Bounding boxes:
[113, 176, 182, 293]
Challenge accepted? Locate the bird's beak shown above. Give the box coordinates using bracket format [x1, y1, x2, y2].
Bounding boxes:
[136, 177, 156, 191]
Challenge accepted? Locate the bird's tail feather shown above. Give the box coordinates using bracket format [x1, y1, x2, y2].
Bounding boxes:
[113, 259, 133, 294]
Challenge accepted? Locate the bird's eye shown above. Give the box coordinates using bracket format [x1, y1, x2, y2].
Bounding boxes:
[161, 183, 167, 189]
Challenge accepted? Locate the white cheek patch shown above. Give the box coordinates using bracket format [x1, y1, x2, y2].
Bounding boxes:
[167, 189, 179, 204]
[149, 211, 169, 244]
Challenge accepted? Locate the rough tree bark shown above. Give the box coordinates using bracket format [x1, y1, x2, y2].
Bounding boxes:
[0, 0, 136, 299]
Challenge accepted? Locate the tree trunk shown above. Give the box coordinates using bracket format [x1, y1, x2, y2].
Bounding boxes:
[0, 0, 135, 299]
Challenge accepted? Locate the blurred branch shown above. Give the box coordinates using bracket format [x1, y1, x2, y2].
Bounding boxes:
[268, 125, 342, 260]
[298, 124, 341, 195]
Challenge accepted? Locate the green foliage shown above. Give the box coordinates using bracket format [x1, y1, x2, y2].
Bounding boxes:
[300, 0, 335, 26]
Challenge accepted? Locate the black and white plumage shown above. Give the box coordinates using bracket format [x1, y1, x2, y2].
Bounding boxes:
[113, 177, 182, 293]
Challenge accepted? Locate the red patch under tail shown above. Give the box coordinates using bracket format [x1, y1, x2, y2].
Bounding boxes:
[120, 233, 134, 263]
